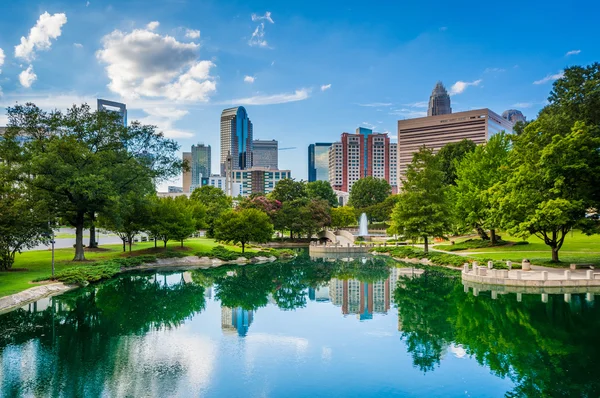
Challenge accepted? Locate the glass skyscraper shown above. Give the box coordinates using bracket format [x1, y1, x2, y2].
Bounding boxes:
[220, 106, 253, 175]
[252, 139, 278, 169]
[308, 143, 332, 182]
[191, 144, 211, 190]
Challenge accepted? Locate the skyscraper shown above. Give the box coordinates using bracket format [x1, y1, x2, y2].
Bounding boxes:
[182, 152, 192, 193]
[328, 128, 396, 193]
[97, 99, 127, 125]
[427, 81, 452, 116]
[220, 106, 253, 175]
[191, 144, 211, 191]
[397, 108, 514, 185]
[252, 139, 278, 169]
[502, 109, 526, 124]
[308, 143, 332, 182]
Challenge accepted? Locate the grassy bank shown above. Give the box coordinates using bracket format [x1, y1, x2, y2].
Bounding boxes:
[0, 238, 254, 298]
[435, 231, 600, 267]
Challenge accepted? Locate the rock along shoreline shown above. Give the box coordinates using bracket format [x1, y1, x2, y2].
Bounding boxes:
[0, 254, 287, 314]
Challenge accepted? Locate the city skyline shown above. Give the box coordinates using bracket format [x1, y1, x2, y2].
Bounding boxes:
[0, 0, 597, 190]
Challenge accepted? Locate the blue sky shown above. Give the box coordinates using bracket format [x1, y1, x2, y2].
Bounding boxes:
[0, 0, 598, 189]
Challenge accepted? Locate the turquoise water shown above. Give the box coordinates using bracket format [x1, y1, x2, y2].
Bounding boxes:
[1, 254, 599, 397]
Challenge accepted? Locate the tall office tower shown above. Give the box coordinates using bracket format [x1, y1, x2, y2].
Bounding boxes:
[231, 167, 292, 197]
[252, 139, 278, 169]
[502, 109, 526, 124]
[328, 128, 395, 193]
[328, 142, 343, 191]
[220, 106, 253, 175]
[397, 108, 514, 185]
[190, 144, 211, 191]
[427, 81, 452, 116]
[389, 143, 398, 194]
[308, 143, 333, 182]
[97, 99, 127, 125]
[182, 152, 192, 193]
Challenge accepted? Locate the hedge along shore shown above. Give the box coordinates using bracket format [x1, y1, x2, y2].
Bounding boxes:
[0, 254, 285, 314]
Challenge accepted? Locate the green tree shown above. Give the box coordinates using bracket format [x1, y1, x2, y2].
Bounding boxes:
[306, 180, 338, 207]
[190, 186, 232, 237]
[348, 176, 391, 209]
[274, 198, 331, 238]
[148, 197, 197, 249]
[544, 62, 600, 127]
[490, 120, 600, 262]
[269, 178, 307, 203]
[362, 194, 400, 223]
[435, 139, 477, 186]
[213, 208, 274, 252]
[98, 191, 152, 252]
[5, 103, 181, 261]
[331, 206, 356, 229]
[453, 132, 511, 243]
[390, 147, 450, 254]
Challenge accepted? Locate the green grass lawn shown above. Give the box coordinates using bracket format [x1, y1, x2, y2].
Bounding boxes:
[0, 238, 252, 298]
[437, 231, 600, 267]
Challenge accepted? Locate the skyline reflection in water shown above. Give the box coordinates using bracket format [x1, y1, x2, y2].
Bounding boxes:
[1, 253, 599, 397]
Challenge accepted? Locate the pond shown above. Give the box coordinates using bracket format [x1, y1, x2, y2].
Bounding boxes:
[1, 252, 600, 397]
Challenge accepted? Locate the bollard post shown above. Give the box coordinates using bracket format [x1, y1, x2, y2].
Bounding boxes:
[488, 261, 493, 269]
[473, 261, 479, 268]
[541, 293, 548, 303]
[463, 264, 469, 273]
[564, 270, 571, 280]
[564, 293, 571, 303]
[507, 261, 512, 271]
[515, 270, 522, 280]
[587, 270, 594, 280]
[541, 271, 548, 281]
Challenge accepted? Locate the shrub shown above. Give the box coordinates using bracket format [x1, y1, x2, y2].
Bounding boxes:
[34, 264, 120, 285]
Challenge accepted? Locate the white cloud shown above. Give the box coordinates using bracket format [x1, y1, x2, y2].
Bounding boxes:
[86, 1, 90, 6]
[185, 29, 200, 39]
[249, 23, 269, 48]
[251, 11, 274, 24]
[73, 43, 83, 48]
[225, 88, 309, 105]
[19, 65, 37, 88]
[484, 67, 505, 73]
[320, 84, 331, 91]
[361, 122, 376, 130]
[565, 49, 581, 56]
[403, 101, 427, 108]
[511, 102, 533, 108]
[449, 79, 482, 95]
[146, 21, 160, 31]
[15, 12, 68, 62]
[139, 107, 193, 138]
[389, 108, 427, 118]
[357, 102, 392, 107]
[0, 48, 4, 73]
[244, 75, 255, 83]
[533, 71, 564, 85]
[96, 27, 216, 101]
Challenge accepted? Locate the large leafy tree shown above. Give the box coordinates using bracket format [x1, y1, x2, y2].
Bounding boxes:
[6, 103, 181, 261]
[147, 196, 197, 249]
[190, 185, 232, 237]
[490, 119, 600, 262]
[435, 139, 477, 186]
[331, 206, 356, 229]
[306, 180, 338, 207]
[213, 208, 274, 252]
[269, 178, 307, 203]
[390, 147, 450, 253]
[274, 198, 331, 238]
[348, 176, 391, 209]
[543, 62, 600, 127]
[453, 132, 511, 243]
[98, 191, 153, 252]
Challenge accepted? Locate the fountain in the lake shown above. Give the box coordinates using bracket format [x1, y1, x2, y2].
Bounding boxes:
[358, 213, 368, 237]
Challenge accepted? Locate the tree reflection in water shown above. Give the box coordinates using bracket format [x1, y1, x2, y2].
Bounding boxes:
[1, 254, 599, 397]
[394, 269, 600, 398]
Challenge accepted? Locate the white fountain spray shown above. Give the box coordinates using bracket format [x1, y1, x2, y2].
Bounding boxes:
[358, 213, 368, 237]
